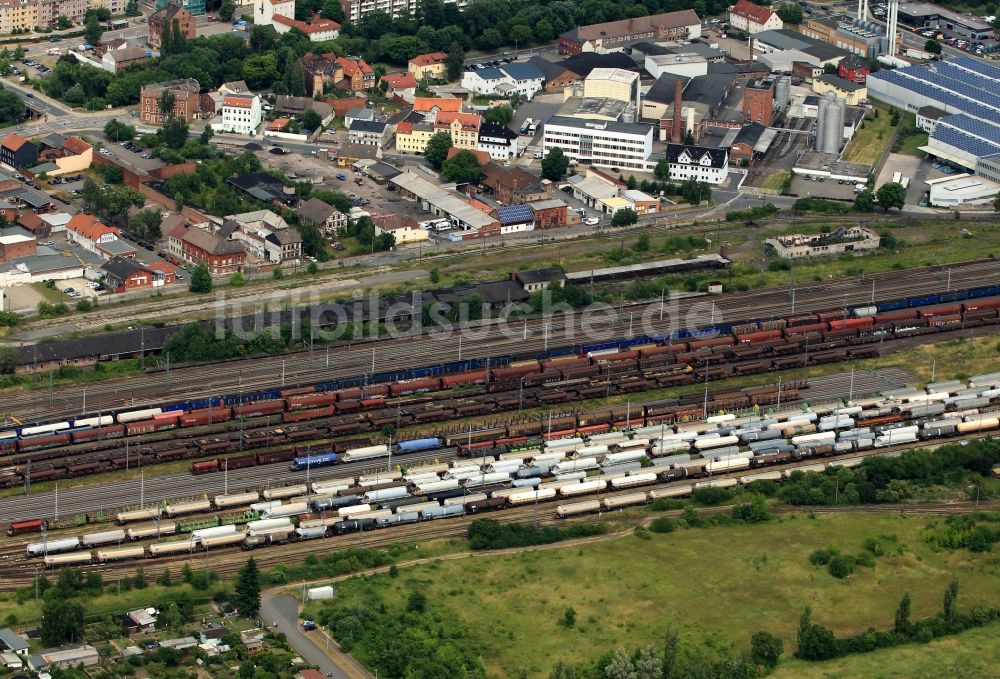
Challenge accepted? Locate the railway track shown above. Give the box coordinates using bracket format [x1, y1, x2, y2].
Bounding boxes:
[1, 430, 992, 588]
[10, 258, 999, 423]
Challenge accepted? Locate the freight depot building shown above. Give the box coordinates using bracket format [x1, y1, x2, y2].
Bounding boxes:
[895, 2, 995, 40]
[867, 57, 1000, 181]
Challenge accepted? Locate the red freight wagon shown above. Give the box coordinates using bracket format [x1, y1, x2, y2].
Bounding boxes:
[279, 386, 316, 398]
[875, 309, 919, 323]
[0, 440, 18, 454]
[283, 406, 334, 423]
[639, 343, 689, 358]
[829, 317, 874, 330]
[192, 459, 220, 474]
[735, 330, 783, 344]
[180, 407, 233, 427]
[70, 424, 126, 443]
[595, 350, 640, 363]
[816, 310, 849, 323]
[285, 393, 335, 410]
[688, 336, 735, 351]
[784, 322, 828, 336]
[964, 296, 1000, 312]
[7, 517, 46, 535]
[233, 399, 285, 418]
[492, 364, 542, 381]
[927, 314, 962, 327]
[388, 378, 440, 396]
[19, 434, 70, 451]
[441, 370, 489, 387]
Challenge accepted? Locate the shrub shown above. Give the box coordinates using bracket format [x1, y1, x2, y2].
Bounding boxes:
[809, 548, 835, 566]
[649, 517, 676, 533]
[827, 554, 857, 579]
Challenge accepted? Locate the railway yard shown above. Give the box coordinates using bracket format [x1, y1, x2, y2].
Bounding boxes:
[0, 253, 998, 679]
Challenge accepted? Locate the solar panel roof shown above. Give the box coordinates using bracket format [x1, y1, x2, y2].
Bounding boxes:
[497, 203, 535, 224]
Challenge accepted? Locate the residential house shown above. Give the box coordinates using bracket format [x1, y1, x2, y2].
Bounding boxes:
[344, 107, 373, 129]
[412, 97, 462, 114]
[381, 71, 417, 97]
[335, 142, 381, 165]
[254, 0, 294, 26]
[181, 227, 246, 274]
[100, 257, 176, 293]
[728, 0, 783, 34]
[460, 63, 545, 100]
[223, 210, 302, 265]
[148, 3, 196, 50]
[301, 52, 343, 96]
[219, 80, 250, 96]
[32, 134, 92, 177]
[348, 120, 391, 147]
[436, 111, 480, 150]
[408, 51, 448, 80]
[121, 609, 158, 635]
[0, 134, 37, 169]
[272, 14, 341, 41]
[66, 213, 124, 257]
[218, 93, 263, 135]
[665, 143, 729, 184]
[374, 214, 428, 243]
[102, 45, 151, 74]
[325, 96, 367, 118]
[140, 79, 202, 125]
[481, 166, 546, 204]
[337, 56, 377, 92]
[477, 121, 520, 162]
[513, 267, 565, 292]
[297, 197, 347, 234]
[27, 645, 99, 672]
[273, 96, 333, 122]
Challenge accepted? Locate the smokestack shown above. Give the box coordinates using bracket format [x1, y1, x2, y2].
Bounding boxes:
[672, 79, 683, 144]
[749, 37, 754, 71]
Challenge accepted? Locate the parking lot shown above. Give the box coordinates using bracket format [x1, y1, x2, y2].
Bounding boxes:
[100, 140, 165, 173]
[790, 175, 864, 200]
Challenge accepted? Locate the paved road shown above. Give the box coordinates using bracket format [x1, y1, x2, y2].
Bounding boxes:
[261, 593, 368, 679]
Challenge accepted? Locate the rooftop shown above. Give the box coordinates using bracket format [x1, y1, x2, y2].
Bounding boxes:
[587, 67, 640, 85]
[545, 115, 653, 136]
[815, 73, 864, 91]
[754, 28, 849, 62]
[561, 10, 701, 44]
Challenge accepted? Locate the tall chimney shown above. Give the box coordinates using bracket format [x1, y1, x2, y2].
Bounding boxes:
[672, 79, 683, 144]
[749, 37, 754, 72]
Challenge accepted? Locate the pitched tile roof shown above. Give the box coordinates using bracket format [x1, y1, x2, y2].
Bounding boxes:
[61, 136, 92, 155]
[731, 0, 777, 25]
[67, 213, 118, 241]
[0, 133, 31, 152]
[409, 51, 448, 66]
[382, 72, 417, 89]
[435, 111, 481, 131]
[413, 97, 462, 113]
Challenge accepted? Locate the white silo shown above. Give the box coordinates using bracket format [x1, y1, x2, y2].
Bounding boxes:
[822, 92, 845, 153]
[775, 76, 791, 108]
[815, 95, 829, 151]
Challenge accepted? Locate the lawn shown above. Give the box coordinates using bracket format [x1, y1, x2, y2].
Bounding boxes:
[841, 108, 895, 165]
[310, 512, 1000, 677]
[772, 619, 1000, 679]
[758, 171, 791, 191]
[896, 130, 929, 158]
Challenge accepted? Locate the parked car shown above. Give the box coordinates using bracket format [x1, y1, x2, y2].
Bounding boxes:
[584, 217, 600, 225]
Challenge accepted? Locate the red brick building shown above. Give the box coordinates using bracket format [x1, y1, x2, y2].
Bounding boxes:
[140, 79, 202, 125]
[100, 256, 177, 293]
[558, 10, 700, 56]
[337, 56, 377, 92]
[837, 54, 871, 84]
[180, 227, 246, 274]
[0, 229, 36, 263]
[148, 4, 196, 51]
[743, 79, 775, 126]
[527, 199, 568, 229]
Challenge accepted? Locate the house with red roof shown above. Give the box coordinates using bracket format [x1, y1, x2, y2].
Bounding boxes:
[412, 97, 462, 114]
[337, 56, 378, 92]
[33, 135, 92, 177]
[381, 72, 417, 96]
[728, 0, 783, 34]
[272, 14, 341, 41]
[66, 213, 135, 260]
[0, 134, 37, 169]
[408, 52, 449, 80]
[218, 93, 263, 135]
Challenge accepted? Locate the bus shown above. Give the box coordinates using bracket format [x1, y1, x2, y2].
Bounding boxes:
[108, 19, 128, 30]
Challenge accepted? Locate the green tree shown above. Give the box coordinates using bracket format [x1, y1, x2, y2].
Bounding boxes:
[129, 208, 162, 241]
[104, 119, 136, 142]
[307, 261, 319, 274]
[854, 188, 876, 212]
[441, 149, 482, 184]
[424, 131, 453, 170]
[541, 147, 569, 181]
[219, 0, 236, 20]
[84, 13, 104, 45]
[445, 41, 465, 81]
[158, 89, 176, 117]
[562, 607, 576, 627]
[272, 268, 284, 280]
[662, 626, 679, 679]
[943, 576, 959, 620]
[230, 271, 246, 287]
[0, 345, 17, 374]
[894, 592, 911, 634]
[925, 38, 943, 54]
[407, 591, 427, 613]
[751, 630, 783, 668]
[484, 104, 514, 125]
[199, 125, 214, 145]
[235, 557, 261, 618]
[777, 3, 803, 23]
[876, 181, 906, 212]
[320, 0, 344, 20]
[509, 23, 533, 47]
[41, 598, 85, 646]
[161, 115, 189, 149]
[654, 158, 670, 180]
[611, 207, 638, 227]
[189, 264, 213, 294]
[301, 108, 323, 131]
[133, 566, 147, 589]
[0, 88, 25, 125]
[56, 14, 72, 29]
[796, 606, 837, 660]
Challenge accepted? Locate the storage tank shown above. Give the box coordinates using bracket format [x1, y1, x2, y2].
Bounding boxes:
[775, 75, 790, 107]
[815, 95, 828, 151]
[822, 92, 843, 153]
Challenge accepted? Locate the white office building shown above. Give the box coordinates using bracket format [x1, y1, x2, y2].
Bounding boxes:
[665, 143, 729, 184]
[542, 116, 655, 171]
[477, 122, 520, 162]
[218, 94, 262, 135]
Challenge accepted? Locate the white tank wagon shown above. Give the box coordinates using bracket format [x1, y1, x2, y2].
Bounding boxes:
[312, 477, 357, 494]
[246, 518, 293, 533]
[97, 546, 145, 563]
[117, 408, 164, 423]
[250, 501, 281, 515]
[589, 433, 631, 446]
[818, 417, 855, 431]
[705, 457, 750, 474]
[545, 437, 584, 451]
[874, 426, 919, 447]
[574, 444, 609, 458]
[262, 484, 308, 501]
[610, 472, 658, 489]
[556, 500, 602, 518]
[358, 470, 403, 485]
[408, 462, 450, 474]
[81, 529, 126, 547]
[488, 487, 526, 500]
[346, 508, 392, 522]
[508, 487, 557, 505]
[445, 466, 486, 481]
[558, 480, 607, 497]
[602, 450, 647, 465]
[149, 539, 196, 556]
[551, 457, 600, 475]
[792, 432, 836, 447]
[738, 470, 782, 485]
[552, 471, 588, 484]
[44, 552, 93, 567]
[296, 526, 328, 540]
[404, 473, 442, 487]
[337, 503, 372, 518]
[192, 525, 237, 540]
[26, 537, 80, 557]
[463, 472, 511, 488]
[165, 499, 211, 518]
[486, 460, 522, 475]
[363, 487, 410, 503]
[693, 435, 740, 451]
[498, 451, 536, 463]
[602, 493, 648, 510]
[73, 415, 114, 428]
[414, 479, 460, 495]
[694, 478, 738, 490]
[116, 507, 162, 524]
[601, 462, 643, 477]
[827, 458, 863, 469]
[705, 448, 749, 461]
[956, 417, 1000, 434]
[199, 533, 245, 550]
[649, 485, 693, 500]
[340, 444, 391, 462]
[530, 452, 568, 466]
[127, 521, 177, 540]
[394, 501, 439, 514]
[214, 492, 261, 509]
[421, 504, 466, 520]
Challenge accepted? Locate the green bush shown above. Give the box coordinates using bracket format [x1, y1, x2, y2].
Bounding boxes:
[649, 517, 676, 533]
[809, 548, 835, 566]
[827, 553, 857, 579]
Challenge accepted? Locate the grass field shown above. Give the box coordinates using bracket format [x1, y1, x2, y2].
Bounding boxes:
[758, 172, 791, 191]
[841, 108, 894, 165]
[311, 512, 1000, 677]
[896, 130, 929, 158]
[772, 619, 1000, 679]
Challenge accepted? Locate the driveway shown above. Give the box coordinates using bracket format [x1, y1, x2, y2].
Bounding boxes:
[260, 592, 372, 679]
